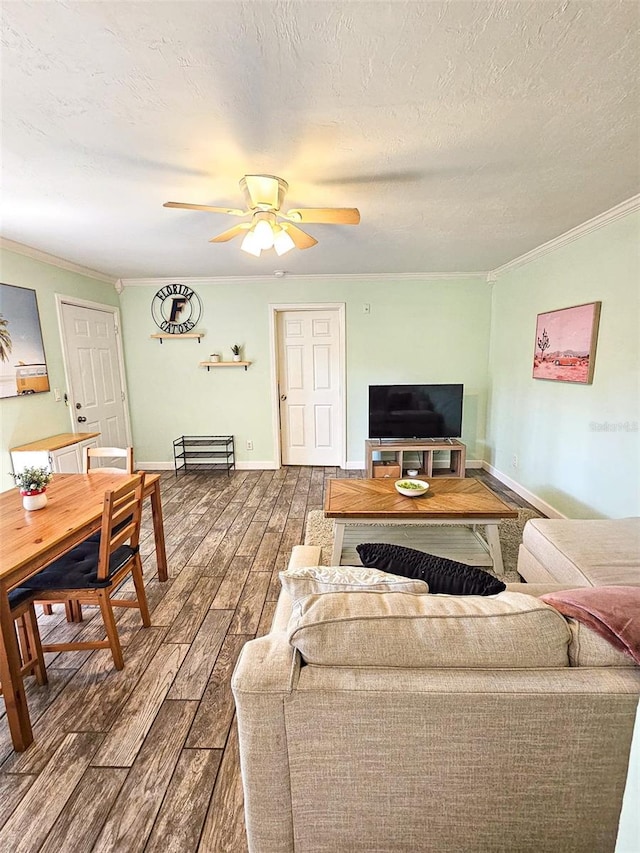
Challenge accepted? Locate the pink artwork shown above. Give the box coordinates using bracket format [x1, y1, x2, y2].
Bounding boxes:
[532, 302, 601, 384]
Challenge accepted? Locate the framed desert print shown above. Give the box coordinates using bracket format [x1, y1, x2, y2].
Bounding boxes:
[532, 301, 601, 384]
[0, 283, 50, 398]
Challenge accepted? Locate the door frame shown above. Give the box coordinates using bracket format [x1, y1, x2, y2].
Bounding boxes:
[269, 302, 347, 470]
[55, 294, 133, 445]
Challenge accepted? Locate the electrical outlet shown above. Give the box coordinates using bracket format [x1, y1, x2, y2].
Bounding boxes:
[246, 440, 254, 451]
[363, 303, 371, 314]
[512, 454, 518, 468]
[54, 388, 61, 402]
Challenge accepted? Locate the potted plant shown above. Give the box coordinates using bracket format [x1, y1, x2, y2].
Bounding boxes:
[13, 466, 53, 511]
[209, 353, 221, 363]
[231, 344, 242, 362]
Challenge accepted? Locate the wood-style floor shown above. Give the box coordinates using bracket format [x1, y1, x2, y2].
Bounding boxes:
[0, 466, 534, 852]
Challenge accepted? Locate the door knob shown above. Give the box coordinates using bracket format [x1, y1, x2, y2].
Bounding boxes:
[77, 416, 87, 423]
[75, 402, 82, 409]
[280, 394, 287, 401]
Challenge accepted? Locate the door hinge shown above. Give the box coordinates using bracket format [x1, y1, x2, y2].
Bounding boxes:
[114, 325, 119, 336]
[121, 391, 126, 402]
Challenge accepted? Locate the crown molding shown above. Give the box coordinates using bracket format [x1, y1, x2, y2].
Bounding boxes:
[119, 270, 489, 287]
[3, 193, 637, 289]
[491, 194, 640, 278]
[0, 237, 117, 285]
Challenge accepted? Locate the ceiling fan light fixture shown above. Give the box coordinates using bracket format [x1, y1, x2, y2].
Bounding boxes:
[273, 227, 295, 256]
[253, 218, 275, 250]
[240, 228, 262, 257]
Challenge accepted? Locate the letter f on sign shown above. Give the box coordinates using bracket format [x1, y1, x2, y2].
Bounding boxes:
[169, 297, 188, 323]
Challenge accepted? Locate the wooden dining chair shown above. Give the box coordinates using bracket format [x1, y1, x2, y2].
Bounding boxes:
[23, 474, 150, 670]
[83, 445, 134, 474]
[0, 590, 48, 702]
[39, 445, 136, 621]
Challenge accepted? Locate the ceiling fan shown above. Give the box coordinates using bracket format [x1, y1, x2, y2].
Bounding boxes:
[164, 174, 360, 257]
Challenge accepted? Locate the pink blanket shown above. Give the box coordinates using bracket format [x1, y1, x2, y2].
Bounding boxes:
[541, 586, 640, 664]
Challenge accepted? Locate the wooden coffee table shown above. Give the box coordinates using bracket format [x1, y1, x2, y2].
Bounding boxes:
[324, 478, 518, 572]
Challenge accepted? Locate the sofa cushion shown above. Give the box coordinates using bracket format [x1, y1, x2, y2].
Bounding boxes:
[522, 518, 640, 587]
[287, 590, 570, 668]
[279, 564, 429, 599]
[566, 618, 637, 667]
[356, 542, 506, 595]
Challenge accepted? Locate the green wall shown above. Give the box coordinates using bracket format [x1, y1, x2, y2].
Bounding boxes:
[119, 278, 492, 467]
[486, 212, 640, 518]
[5, 209, 636, 518]
[0, 248, 119, 492]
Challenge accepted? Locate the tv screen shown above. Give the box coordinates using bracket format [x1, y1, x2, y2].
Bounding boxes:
[369, 384, 463, 439]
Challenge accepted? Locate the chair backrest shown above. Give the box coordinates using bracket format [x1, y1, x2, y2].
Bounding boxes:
[84, 446, 134, 474]
[97, 473, 144, 581]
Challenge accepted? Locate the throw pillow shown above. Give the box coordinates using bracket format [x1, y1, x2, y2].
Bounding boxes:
[541, 586, 640, 665]
[356, 542, 506, 596]
[279, 564, 429, 600]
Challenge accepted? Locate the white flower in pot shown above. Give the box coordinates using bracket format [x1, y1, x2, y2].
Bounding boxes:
[13, 466, 53, 511]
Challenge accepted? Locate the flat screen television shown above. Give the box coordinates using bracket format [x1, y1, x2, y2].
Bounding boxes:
[369, 384, 463, 439]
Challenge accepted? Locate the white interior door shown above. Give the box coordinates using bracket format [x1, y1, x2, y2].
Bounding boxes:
[277, 308, 343, 466]
[60, 302, 130, 447]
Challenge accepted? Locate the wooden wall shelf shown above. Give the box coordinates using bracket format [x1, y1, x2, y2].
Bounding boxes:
[151, 332, 204, 344]
[200, 361, 252, 372]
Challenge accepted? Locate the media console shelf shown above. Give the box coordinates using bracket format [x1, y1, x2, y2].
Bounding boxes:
[365, 439, 466, 479]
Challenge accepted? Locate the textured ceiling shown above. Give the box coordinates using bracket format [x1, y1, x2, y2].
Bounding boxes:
[1, 0, 638, 279]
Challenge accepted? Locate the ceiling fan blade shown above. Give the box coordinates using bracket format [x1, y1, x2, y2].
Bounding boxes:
[209, 223, 252, 243]
[282, 223, 318, 249]
[164, 201, 247, 216]
[283, 208, 360, 225]
[316, 170, 425, 186]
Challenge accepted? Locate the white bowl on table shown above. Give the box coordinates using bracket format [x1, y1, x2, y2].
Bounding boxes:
[394, 479, 429, 497]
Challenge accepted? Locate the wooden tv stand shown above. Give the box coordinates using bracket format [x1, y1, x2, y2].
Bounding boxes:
[365, 439, 466, 478]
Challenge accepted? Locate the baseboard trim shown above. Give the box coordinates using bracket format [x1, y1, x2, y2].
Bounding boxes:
[142, 459, 485, 474]
[136, 461, 278, 471]
[235, 461, 278, 470]
[481, 462, 566, 519]
[138, 462, 174, 470]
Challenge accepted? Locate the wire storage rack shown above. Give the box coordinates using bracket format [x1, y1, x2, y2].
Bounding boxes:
[173, 435, 235, 476]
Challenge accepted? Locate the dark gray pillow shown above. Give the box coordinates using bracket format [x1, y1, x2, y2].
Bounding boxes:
[356, 542, 506, 596]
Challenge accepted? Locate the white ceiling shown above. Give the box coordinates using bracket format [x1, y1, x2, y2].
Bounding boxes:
[1, 1, 638, 279]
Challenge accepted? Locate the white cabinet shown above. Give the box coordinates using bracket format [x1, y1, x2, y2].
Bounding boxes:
[50, 443, 86, 473]
[10, 432, 101, 475]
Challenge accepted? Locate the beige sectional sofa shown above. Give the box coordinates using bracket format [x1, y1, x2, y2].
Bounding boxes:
[517, 517, 640, 586]
[232, 545, 640, 853]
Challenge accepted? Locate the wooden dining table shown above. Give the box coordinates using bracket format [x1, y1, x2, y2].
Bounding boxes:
[0, 471, 168, 752]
